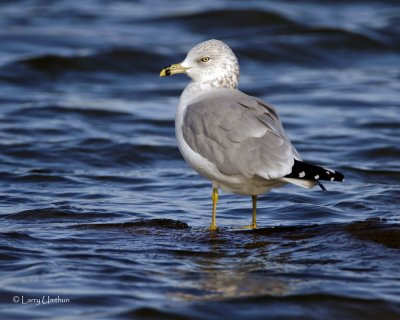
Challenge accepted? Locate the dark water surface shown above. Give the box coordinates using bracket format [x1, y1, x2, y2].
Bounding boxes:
[1, 1, 399, 319]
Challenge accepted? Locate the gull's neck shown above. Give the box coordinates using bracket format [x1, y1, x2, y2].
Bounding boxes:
[181, 76, 238, 103]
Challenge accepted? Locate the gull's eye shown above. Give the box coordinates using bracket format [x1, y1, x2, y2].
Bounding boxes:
[200, 57, 211, 62]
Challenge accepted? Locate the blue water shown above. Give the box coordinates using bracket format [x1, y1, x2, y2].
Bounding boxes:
[0, 1, 399, 319]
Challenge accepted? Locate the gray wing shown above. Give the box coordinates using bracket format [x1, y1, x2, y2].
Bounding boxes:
[182, 90, 299, 179]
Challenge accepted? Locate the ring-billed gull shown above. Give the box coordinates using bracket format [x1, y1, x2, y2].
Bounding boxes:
[160, 39, 344, 231]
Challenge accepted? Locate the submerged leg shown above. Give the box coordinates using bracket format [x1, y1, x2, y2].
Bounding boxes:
[210, 188, 219, 231]
[240, 195, 258, 229]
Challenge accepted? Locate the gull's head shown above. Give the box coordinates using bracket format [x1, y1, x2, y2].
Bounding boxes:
[160, 39, 239, 89]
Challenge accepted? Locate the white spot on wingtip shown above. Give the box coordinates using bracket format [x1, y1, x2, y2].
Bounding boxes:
[314, 175, 319, 179]
[299, 171, 305, 178]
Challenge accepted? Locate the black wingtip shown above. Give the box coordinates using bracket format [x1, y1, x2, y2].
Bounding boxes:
[285, 160, 345, 182]
[334, 171, 345, 182]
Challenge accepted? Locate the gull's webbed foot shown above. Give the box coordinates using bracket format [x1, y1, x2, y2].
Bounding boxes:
[239, 223, 257, 230]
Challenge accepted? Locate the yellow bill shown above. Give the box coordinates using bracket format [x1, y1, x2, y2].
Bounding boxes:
[160, 63, 189, 77]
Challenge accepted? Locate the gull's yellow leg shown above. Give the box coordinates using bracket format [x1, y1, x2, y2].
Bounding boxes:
[250, 195, 257, 229]
[210, 188, 219, 231]
[240, 195, 258, 229]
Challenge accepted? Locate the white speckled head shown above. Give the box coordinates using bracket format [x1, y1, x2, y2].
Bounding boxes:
[181, 39, 239, 89]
